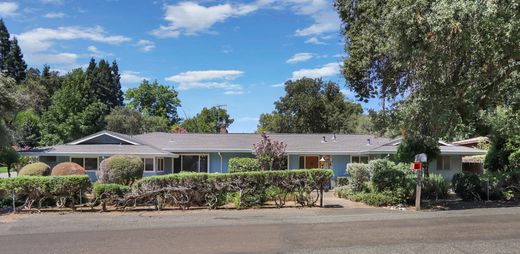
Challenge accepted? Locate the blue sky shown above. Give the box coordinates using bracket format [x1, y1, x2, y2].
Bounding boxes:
[0, 0, 379, 132]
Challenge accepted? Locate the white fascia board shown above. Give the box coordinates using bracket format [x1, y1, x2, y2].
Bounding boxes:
[21, 151, 178, 158]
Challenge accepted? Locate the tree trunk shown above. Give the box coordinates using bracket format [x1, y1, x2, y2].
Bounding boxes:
[7, 165, 11, 178]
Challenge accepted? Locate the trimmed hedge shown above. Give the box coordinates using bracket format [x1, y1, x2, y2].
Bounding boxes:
[228, 157, 259, 173]
[132, 169, 333, 209]
[18, 162, 51, 176]
[51, 162, 86, 176]
[0, 175, 91, 211]
[93, 183, 131, 211]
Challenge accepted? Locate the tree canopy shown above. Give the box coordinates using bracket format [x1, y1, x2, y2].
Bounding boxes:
[258, 78, 363, 133]
[125, 80, 181, 125]
[335, 0, 519, 141]
[182, 107, 234, 133]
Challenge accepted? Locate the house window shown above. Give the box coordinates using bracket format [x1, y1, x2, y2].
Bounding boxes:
[143, 158, 154, 172]
[298, 156, 320, 169]
[179, 155, 209, 173]
[436, 156, 451, 170]
[157, 158, 164, 172]
[351, 156, 369, 164]
[71, 157, 98, 171]
[174, 157, 181, 173]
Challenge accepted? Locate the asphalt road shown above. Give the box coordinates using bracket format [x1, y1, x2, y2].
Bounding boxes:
[1, 205, 520, 254]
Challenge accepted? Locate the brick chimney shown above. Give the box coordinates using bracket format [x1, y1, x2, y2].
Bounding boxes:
[217, 118, 228, 134]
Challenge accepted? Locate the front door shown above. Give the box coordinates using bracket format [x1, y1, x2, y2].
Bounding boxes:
[305, 156, 319, 169]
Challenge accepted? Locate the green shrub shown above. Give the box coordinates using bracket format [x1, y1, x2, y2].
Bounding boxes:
[265, 186, 289, 208]
[367, 159, 396, 175]
[93, 183, 131, 211]
[51, 162, 86, 176]
[336, 176, 349, 187]
[452, 172, 482, 201]
[0, 175, 91, 211]
[228, 157, 259, 173]
[336, 186, 404, 206]
[346, 163, 370, 192]
[134, 169, 333, 209]
[371, 168, 406, 192]
[97, 155, 144, 185]
[509, 150, 520, 169]
[18, 162, 51, 176]
[481, 169, 520, 200]
[422, 174, 449, 200]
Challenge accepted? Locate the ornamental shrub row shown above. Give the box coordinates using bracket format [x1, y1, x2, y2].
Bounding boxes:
[0, 175, 91, 211]
[128, 169, 333, 210]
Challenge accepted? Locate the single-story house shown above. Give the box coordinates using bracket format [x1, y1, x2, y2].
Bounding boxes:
[23, 130, 486, 181]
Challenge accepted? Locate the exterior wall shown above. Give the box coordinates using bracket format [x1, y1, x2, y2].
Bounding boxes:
[428, 155, 463, 181]
[331, 155, 349, 178]
[39, 155, 69, 169]
[208, 152, 254, 173]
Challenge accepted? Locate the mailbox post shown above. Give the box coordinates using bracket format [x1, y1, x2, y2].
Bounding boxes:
[413, 153, 427, 211]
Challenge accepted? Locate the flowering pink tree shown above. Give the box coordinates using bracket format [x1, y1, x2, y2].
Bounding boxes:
[254, 133, 287, 170]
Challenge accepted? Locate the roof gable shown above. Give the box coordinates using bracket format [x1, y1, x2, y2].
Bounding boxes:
[69, 131, 140, 145]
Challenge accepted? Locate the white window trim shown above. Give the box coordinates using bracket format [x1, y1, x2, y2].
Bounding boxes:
[179, 154, 210, 173]
[350, 155, 369, 164]
[157, 158, 165, 172]
[143, 157, 154, 172]
[437, 156, 452, 170]
[69, 156, 99, 171]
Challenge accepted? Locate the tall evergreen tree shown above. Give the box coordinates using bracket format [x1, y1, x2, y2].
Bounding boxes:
[0, 19, 11, 72]
[111, 60, 124, 107]
[5, 37, 27, 82]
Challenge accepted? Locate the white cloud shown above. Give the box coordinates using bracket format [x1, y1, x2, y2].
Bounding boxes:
[121, 71, 149, 84]
[43, 12, 65, 18]
[136, 39, 155, 52]
[271, 83, 285, 88]
[17, 26, 131, 53]
[304, 37, 326, 45]
[25, 52, 78, 65]
[291, 62, 341, 80]
[152, 1, 259, 38]
[286, 52, 313, 64]
[224, 90, 244, 95]
[0, 2, 18, 16]
[165, 70, 244, 94]
[86, 45, 112, 57]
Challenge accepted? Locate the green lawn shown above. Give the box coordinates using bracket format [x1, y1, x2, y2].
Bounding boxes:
[0, 166, 7, 173]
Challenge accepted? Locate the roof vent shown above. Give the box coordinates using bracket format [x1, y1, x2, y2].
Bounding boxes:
[321, 136, 327, 143]
[332, 134, 337, 142]
[367, 138, 371, 146]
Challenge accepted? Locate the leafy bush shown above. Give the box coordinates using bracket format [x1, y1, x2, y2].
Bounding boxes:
[228, 157, 259, 173]
[422, 174, 449, 200]
[18, 162, 51, 176]
[265, 186, 289, 208]
[335, 186, 404, 206]
[97, 155, 143, 185]
[509, 150, 520, 169]
[93, 183, 131, 211]
[133, 169, 332, 210]
[367, 159, 396, 175]
[0, 175, 91, 211]
[346, 163, 370, 192]
[452, 172, 482, 201]
[51, 162, 86, 176]
[371, 168, 407, 192]
[336, 176, 349, 187]
[481, 169, 520, 200]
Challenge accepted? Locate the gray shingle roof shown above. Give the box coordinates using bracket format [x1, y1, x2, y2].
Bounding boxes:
[24, 131, 486, 156]
[135, 133, 395, 154]
[24, 144, 174, 156]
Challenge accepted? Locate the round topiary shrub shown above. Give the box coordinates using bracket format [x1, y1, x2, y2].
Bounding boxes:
[97, 155, 144, 185]
[51, 162, 87, 176]
[18, 162, 51, 176]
